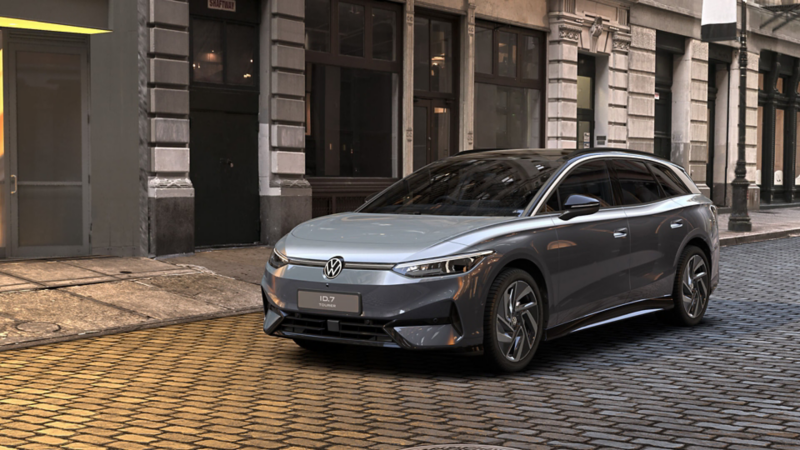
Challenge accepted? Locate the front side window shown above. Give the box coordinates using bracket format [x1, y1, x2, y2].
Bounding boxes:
[474, 22, 545, 150]
[611, 160, 662, 205]
[557, 160, 615, 208]
[360, 157, 561, 216]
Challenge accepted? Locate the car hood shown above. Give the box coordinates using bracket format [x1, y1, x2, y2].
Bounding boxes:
[283, 213, 513, 263]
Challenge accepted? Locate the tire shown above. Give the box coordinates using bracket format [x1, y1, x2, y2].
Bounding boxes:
[483, 268, 545, 373]
[293, 339, 341, 353]
[660, 246, 710, 326]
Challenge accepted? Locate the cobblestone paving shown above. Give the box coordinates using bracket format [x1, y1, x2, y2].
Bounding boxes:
[1, 238, 799, 450]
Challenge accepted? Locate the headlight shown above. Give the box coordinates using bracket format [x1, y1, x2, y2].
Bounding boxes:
[392, 251, 494, 278]
[268, 248, 289, 269]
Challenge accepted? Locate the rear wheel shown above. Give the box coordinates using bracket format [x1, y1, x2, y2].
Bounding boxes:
[483, 269, 545, 373]
[661, 246, 710, 326]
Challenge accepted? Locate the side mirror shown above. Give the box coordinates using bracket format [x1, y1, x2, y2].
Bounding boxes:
[559, 194, 601, 221]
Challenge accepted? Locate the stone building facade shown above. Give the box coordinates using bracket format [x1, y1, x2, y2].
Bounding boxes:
[1, 0, 799, 260]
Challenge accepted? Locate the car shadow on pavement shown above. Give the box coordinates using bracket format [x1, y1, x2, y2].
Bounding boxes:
[280, 297, 800, 377]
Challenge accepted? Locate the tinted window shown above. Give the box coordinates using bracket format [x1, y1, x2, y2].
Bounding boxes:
[360, 157, 561, 217]
[537, 192, 560, 215]
[558, 160, 615, 208]
[612, 160, 662, 205]
[649, 163, 691, 197]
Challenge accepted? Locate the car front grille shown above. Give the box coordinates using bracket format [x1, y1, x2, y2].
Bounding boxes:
[277, 313, 394, 343]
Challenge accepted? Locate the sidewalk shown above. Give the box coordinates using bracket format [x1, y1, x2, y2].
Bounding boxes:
[1, 208, 798, 351]
[718, 206, 800, 246]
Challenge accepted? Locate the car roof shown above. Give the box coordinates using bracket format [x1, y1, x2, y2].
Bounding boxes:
[452, 147, 676, 168]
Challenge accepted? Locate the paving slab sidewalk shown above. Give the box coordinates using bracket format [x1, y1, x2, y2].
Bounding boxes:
[1, 207, 797, 351]
[0, 257, 262, 351]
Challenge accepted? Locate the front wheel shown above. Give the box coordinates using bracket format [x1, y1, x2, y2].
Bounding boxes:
[661, 246, 710, 326]
[483, 269, 545, 373]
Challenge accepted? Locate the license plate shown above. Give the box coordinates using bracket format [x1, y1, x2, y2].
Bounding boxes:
[298, 290, 361, 314]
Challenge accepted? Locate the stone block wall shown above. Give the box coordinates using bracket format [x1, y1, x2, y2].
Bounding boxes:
[627, 25, 655, 153]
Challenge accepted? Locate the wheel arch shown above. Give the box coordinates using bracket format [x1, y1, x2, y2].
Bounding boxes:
[680, 235, 713, 275]
[497, 258, 552, 330]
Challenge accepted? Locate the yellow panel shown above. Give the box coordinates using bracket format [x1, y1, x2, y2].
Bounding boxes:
[0, 17, 109, 35]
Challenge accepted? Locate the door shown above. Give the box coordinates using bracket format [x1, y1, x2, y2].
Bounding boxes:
[548, 159, 631, 325]
[5, 39, 90, 258]
[610, 159, 688, 302]
[577, 54, 594, 149]
[190, 109, 260, 247]
[413, 98, 453, 171]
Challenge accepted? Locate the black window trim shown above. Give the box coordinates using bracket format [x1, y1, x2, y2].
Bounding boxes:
[474, 21, 545, 90]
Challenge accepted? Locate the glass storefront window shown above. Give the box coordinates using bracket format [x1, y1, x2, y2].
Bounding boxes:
[339, 2, 365, 57]
[474, 83, 541, 149]
[192, 19, 223, 83]
[498, 31, 517, 77]
[522, 35, 540, 80]
[413, 17, 429, 91]
[475, 26, 492, 75]
[305, 63, 398, 178]
[431, 20, 453, 93]
[373, 9, 396, 61]
[226, 24, 257, 86]
[305, 0, 331, 52]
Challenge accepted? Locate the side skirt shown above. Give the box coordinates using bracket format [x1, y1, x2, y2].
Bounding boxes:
[544, 296, 674, 341]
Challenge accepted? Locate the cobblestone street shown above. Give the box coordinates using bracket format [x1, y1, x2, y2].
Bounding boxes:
[1, 238, 799, 450]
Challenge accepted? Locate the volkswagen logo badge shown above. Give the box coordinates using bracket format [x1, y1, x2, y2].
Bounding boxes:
[323, 257, 344, 279]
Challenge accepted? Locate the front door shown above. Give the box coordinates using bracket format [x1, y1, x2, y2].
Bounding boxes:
[413, 98, 453, 171]
[5, 37, 90, 258]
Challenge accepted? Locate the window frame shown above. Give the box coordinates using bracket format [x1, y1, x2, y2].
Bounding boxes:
[189, 17, 260, 91]
[413, 9, 460, 101]
[305, 0, 403, 74]
[474, 21, 545, 91]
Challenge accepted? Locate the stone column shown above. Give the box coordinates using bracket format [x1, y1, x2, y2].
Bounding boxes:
[627, 25, 655, 153]
[144, 0, 194, 256]
[725, 50, 761, 210]
[547, 23, 580, 149]
[402, 0, 415, 176]
[259, 0, 311, 245]
[459, 1, 476, 152]
[608, 32, 631, 148]
[671, 39, 710, 197]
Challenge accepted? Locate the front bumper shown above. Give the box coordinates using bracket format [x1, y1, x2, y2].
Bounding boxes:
[261, 260, 494, 350]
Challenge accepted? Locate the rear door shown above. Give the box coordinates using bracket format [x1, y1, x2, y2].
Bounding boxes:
[548, 159, 631, 326]
[610, 159, 689, 302]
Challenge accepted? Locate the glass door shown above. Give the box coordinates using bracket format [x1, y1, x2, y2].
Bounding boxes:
[6, 39, 89, 258]
[413, 98, 452, 171]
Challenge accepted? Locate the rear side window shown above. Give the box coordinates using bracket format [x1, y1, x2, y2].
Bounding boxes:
[649, 163, 692, 197]
[557, 160, 615, 209]
[611, 159, 662, 205]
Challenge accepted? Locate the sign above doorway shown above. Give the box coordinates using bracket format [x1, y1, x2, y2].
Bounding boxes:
[208, 0, 236, 12]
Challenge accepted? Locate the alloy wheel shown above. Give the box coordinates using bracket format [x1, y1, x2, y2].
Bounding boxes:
[681, 254, 708, 319]
[495, 280, 539, 362]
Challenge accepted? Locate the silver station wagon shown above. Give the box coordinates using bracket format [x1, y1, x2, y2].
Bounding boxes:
[262, 149, 720, 372]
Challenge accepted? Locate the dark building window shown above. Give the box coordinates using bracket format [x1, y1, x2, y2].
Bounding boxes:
[577, 55, 594, 149]
[191, 19, 258, 87]
[474, 22, 545, 150]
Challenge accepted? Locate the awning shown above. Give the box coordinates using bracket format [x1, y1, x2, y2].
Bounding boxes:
[0, 0, 110, 34]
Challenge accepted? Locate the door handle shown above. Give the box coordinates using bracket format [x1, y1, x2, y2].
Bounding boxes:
[613, 228, 628, 239]
[10, 175, 17, 195]
[671, 219, 684, 229]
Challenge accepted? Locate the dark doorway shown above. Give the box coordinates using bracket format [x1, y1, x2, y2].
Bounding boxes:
[577, 54, 595, 149]
[655, 51, 674, 160]
[189, 1, 260, 246]
[413, 99, 453, 170]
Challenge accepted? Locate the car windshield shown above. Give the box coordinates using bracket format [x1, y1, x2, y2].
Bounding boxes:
[359, 153, 564, 217]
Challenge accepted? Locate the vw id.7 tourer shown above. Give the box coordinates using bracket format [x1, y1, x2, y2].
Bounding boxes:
[262, 149, 720, 372]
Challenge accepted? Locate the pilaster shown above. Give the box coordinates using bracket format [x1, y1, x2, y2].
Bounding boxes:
[726, 50, 760, 210]
[608, 32, 631, 148]
[459, 1, 476, 153]
[671, 38, 710, 197]
[402, 0, 415, 176]
[547, 21, 580, 149]
[259, 0, 311, 245]
[144, 0, 194, 256]
[627, 25, 655, 153]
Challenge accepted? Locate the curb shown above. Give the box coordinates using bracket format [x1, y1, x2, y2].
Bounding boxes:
[0, 307, 263, 353]
[720, 229, 800, 247]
